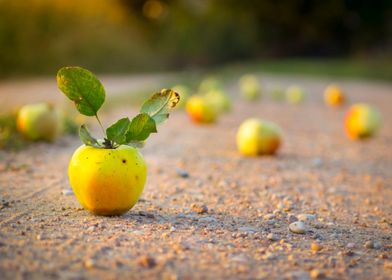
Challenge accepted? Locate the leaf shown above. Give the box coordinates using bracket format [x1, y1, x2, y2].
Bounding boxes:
[140, 89, 180, 124]
[57, 66, 106, 116]
[125, 141, 146, 149]
[126, 113, 157, 142]
[106, 117, 130, 145]
[79, 125, 101, 148]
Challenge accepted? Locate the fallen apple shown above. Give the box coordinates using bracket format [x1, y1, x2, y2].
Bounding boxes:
[186, 95, 218, 124]
[57, 67, 179, 215]
[204, 90, 232, 113]
[324, 84, 345, 107]
[239, 74, 261, 101]
[199, 77, 223, 93]
[236, 118, 282, 156]
[17, 103, 62, 141]
[286, 85, 305, 104]
[344, 103, 382, 140]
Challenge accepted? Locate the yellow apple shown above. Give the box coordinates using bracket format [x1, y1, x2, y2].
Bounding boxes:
[345, 103, 382, 140]
[17, 103, 62, 141]
[324, 84, 345, 107]
[68, 145, 147, 216]
[239, 74, 261, 101]
[186, 95, 217, 123]
[236, 118, 282, 156]
[286, 85, 305, 104]
[204, 90, 232, 113]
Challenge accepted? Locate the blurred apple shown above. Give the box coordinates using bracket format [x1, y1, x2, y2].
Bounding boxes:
[204, 90, 232, 113]
[286, 85, 305, 104]
[236, 118, 282, 156]
[17, 103, 63, 141]
[239, 74, 261, 101]
[324, 84, 345, 107]
[345, 103, 381, 140]
[199, 77, 223, 93]
[172, 85, 191, 109]
[186, 95, 217, 124]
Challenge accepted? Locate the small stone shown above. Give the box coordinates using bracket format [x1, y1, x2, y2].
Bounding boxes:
[288, 214, 298, 223]
[267, 233, 279, 241]
[199, 216, 217, 223]
[311, 242, 323, 252]
[176, 168, 189, 178]
[87, 226, 97, 232]
[264, 213, 276, 220]
[36, 234, 43, 240]
[364, 240, 381, 249]
[310, 269, 325, 279]
[191, 204, 208, 214]
[137, 255, 156, 268]
[289, 221, 306, 234]
[238, 227, 257, 234]
[61, 189, 74, 196]
[297, 214, 316, 222]
[346, 243, 355, 249]
[84, 258, 95, 269]
[170, 226, 176, 232]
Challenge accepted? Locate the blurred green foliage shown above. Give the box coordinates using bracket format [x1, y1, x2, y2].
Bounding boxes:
[0, 0, 390, 78]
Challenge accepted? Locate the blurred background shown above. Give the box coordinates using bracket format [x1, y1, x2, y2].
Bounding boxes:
[0, 0, 391, 80]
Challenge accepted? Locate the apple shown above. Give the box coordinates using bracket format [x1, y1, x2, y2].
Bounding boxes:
[172, 85, 190, 109]
[204, 90, 232, 113]
[286, 85, 305, 104]
[17, 103, 62, 141]
[236, 118, 282, 156]
[239, 74, 261, 101]
[186, 95, 217, 123]
[69, 145, 147, 215]
[324, 84, 345, 107]
[345, 103, 382, 140]
[199, 77, 223, 93]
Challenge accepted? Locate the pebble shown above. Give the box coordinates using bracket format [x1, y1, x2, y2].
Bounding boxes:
[288, 214, 298, 223]
[264, 213, 276, 220]
[137, 255, 156, 268]
[310, 269, 325, 279]
[87, 226, 97, 232]
[191, 204, 208, 214]
[176, 168, 189, 178]
[84, 258, 95, 269]
[311, 242, 322, 252]
[384, 261, 392, 269]
[267, 233, 279, 241]
[364, 240, 382, 249]
[346, 242, 355, 249]
[297, 214, 316, 222]
[61, 189, 74, 196]
[238, 227, 257, 234]
[199, 216, 217, 223]
[289, 221, 306, 234]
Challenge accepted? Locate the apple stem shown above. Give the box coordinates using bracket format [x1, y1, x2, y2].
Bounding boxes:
[95, 114, 106, 138]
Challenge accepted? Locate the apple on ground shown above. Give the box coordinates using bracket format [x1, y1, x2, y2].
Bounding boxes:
[17, 103, 63, 141]
[236, 118, 282, 156]
[186, 95, 218, 124]
[286, 85, 305, 104]
[324, 84, 345, 107]
[239, 74, 261, 101]
[204, 90, 232, 113]
[199, 77, 223, 93]
[345, 103, 381, 140]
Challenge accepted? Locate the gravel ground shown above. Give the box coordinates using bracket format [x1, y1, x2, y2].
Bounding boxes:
[0, 75, 391, 280]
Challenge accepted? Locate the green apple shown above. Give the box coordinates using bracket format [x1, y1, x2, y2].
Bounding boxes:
[17, 103, 63, 141]
[172, 85, 190, 109]
[204, 90, 232, 113]
[199, 77, 223, 93]
[345, 103, 382, 140]
[236, 118, 282, 156]
[286, 85, 305, 104]
[239, 74, 261, 101]
[186, 95, 217, 123]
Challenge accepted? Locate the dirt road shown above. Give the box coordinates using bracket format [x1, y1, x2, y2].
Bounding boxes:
[0, 74, 391, 279]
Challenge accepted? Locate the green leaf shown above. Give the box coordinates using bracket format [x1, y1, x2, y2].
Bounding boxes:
[140, 89, 180, 124]
[125, 141, 146, 149]
[106, 117, 130, 145]
[126, 113, 157, 142]
[57, 67, 106, 116]
[79, 125, 101, 148]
